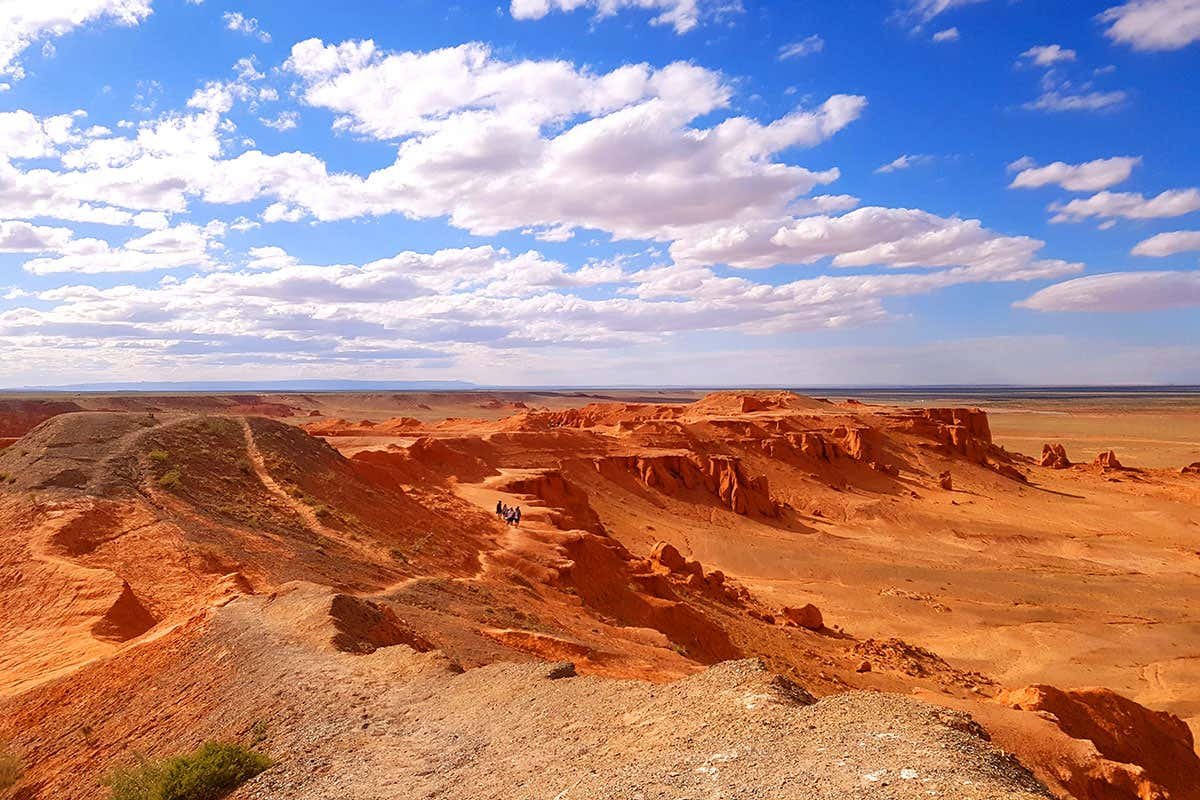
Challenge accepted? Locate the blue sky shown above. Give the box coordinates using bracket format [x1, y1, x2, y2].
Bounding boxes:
[1, 0, 1198, 387]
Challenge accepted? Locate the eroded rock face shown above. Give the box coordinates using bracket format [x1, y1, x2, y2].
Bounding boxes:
[595, 453, 779, 517]
[0, 399, 84, 437]
[1180, 462, 1200, 475]
[495, 470, 605, 534]
[1040, 443, 1072, 469]
[921, 408, 993, 443]
[329, 595, 434, 655]
[998, 684, 1200, 800]
[1093, 450, 1124, 471]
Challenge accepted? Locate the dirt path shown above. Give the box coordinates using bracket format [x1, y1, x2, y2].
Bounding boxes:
[454, 469, 561, 582]
[239, 418, 341, 539]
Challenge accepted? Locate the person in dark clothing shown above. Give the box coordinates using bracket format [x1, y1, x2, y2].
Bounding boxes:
[513, 507, 521, 526]
[496, 499, 503, 516]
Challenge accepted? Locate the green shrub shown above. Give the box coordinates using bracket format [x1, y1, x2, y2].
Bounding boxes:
[0, 750, 23, 792]
[148, 450, 170, 463]
[157, 470, 184, 491]
[107, 741, 270, 800]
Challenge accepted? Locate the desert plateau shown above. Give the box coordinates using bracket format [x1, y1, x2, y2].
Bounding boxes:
[0, 388, 1197, 799]
[4, 0, 1200, 797]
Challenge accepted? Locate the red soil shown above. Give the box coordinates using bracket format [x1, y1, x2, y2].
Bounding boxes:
[0, 391, 1197, 799]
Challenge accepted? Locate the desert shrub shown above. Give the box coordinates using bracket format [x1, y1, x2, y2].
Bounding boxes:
[148, 450, 170, 463]
[107, 741, 270, 800]
[0, 750, 23, 792]
[157, 469, 184, 491]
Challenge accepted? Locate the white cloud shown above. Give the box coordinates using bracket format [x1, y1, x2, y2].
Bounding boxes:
[1099, 0, 1200, 51]
[1131, 230, 1200, 256]
[260, 111, 298, 131]
[1017, 269, 1200, 311]
[0, 226, 1088, 380]
[0, 0, 152, 78]
[0, 109, 87, 159]
[21, 222, 224, 274]
[1050, 188, 1200, 222]
[1008, 156, 1140, 192]
[875, 154, 934, 174]
[779, 35, 824, 60]
[1024, 88, 1127, 112]
[508, 0, 742, 34]
[669, 206, 1082, 283]
[1018, 44, 1077, 66]
[222, 11, 270, 43]
[279, 39, 866, 243]
[902, 0, 986, 27]
[0, 220, 75, 252]
[245, 245, 299, 270]
[932, 27, 959, 42]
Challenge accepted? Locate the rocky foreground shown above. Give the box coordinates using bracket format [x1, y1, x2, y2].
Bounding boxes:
[0, 391, 1198, 799]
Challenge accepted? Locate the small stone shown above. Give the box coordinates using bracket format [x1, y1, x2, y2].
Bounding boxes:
[545, 662, 577, 680]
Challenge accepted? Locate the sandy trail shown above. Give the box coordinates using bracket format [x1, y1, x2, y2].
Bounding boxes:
[239, 417, 338, 538]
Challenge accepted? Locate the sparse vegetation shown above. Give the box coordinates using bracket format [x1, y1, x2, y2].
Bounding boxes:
[106, 741, 270, 800]
[148, 450, 170, 463]
[202, 418, 237, 436]
[158, 469, 184, 491]
[0, 749, 23, 793]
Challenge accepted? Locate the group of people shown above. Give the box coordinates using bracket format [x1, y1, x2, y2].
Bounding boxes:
[495, 500, 522, 527]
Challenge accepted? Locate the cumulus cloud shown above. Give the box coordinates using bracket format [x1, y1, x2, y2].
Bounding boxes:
[1050, 188, 1200, 222]
[0, 220, 75, 252]
[508, 0, 742, 33]
[0, 221, 1089, 380]
[1099, 0, 1200, 51]
[1131, 230, 1200, 256]
[1017, 269, 1200, 311]
[1018, 44, 1077, 66]
[0, 109, 88, 159]
[669, 206, 1082, 284]
[779, 35, 824, 60]
[932, 27, 959, 42]
[0, 0, 152, 78]
[277, 39, 866, 243]
[20, 222, 225, 274]
[1008, 156, 1140, 192]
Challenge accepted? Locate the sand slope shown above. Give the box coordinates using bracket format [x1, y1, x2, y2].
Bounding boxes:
[1, 391, 1197, 799]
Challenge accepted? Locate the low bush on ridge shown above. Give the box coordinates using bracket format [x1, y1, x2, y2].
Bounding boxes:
[107, 741, 270, 800]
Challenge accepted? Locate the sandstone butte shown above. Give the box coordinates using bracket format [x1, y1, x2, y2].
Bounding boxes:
[0, 390, 1198, 800]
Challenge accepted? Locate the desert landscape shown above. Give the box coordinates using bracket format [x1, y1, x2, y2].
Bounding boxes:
[0, 388, 1197, 799]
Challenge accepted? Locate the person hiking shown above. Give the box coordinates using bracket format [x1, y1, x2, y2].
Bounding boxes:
[513, 507, 521, 526]
[496, 499, 503, 516]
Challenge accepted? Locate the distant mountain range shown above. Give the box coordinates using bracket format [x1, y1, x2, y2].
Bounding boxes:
[4, 379, 480, 393]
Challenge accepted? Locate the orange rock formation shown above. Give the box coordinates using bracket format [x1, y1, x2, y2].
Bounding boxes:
[0, 391, 1197, 799]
